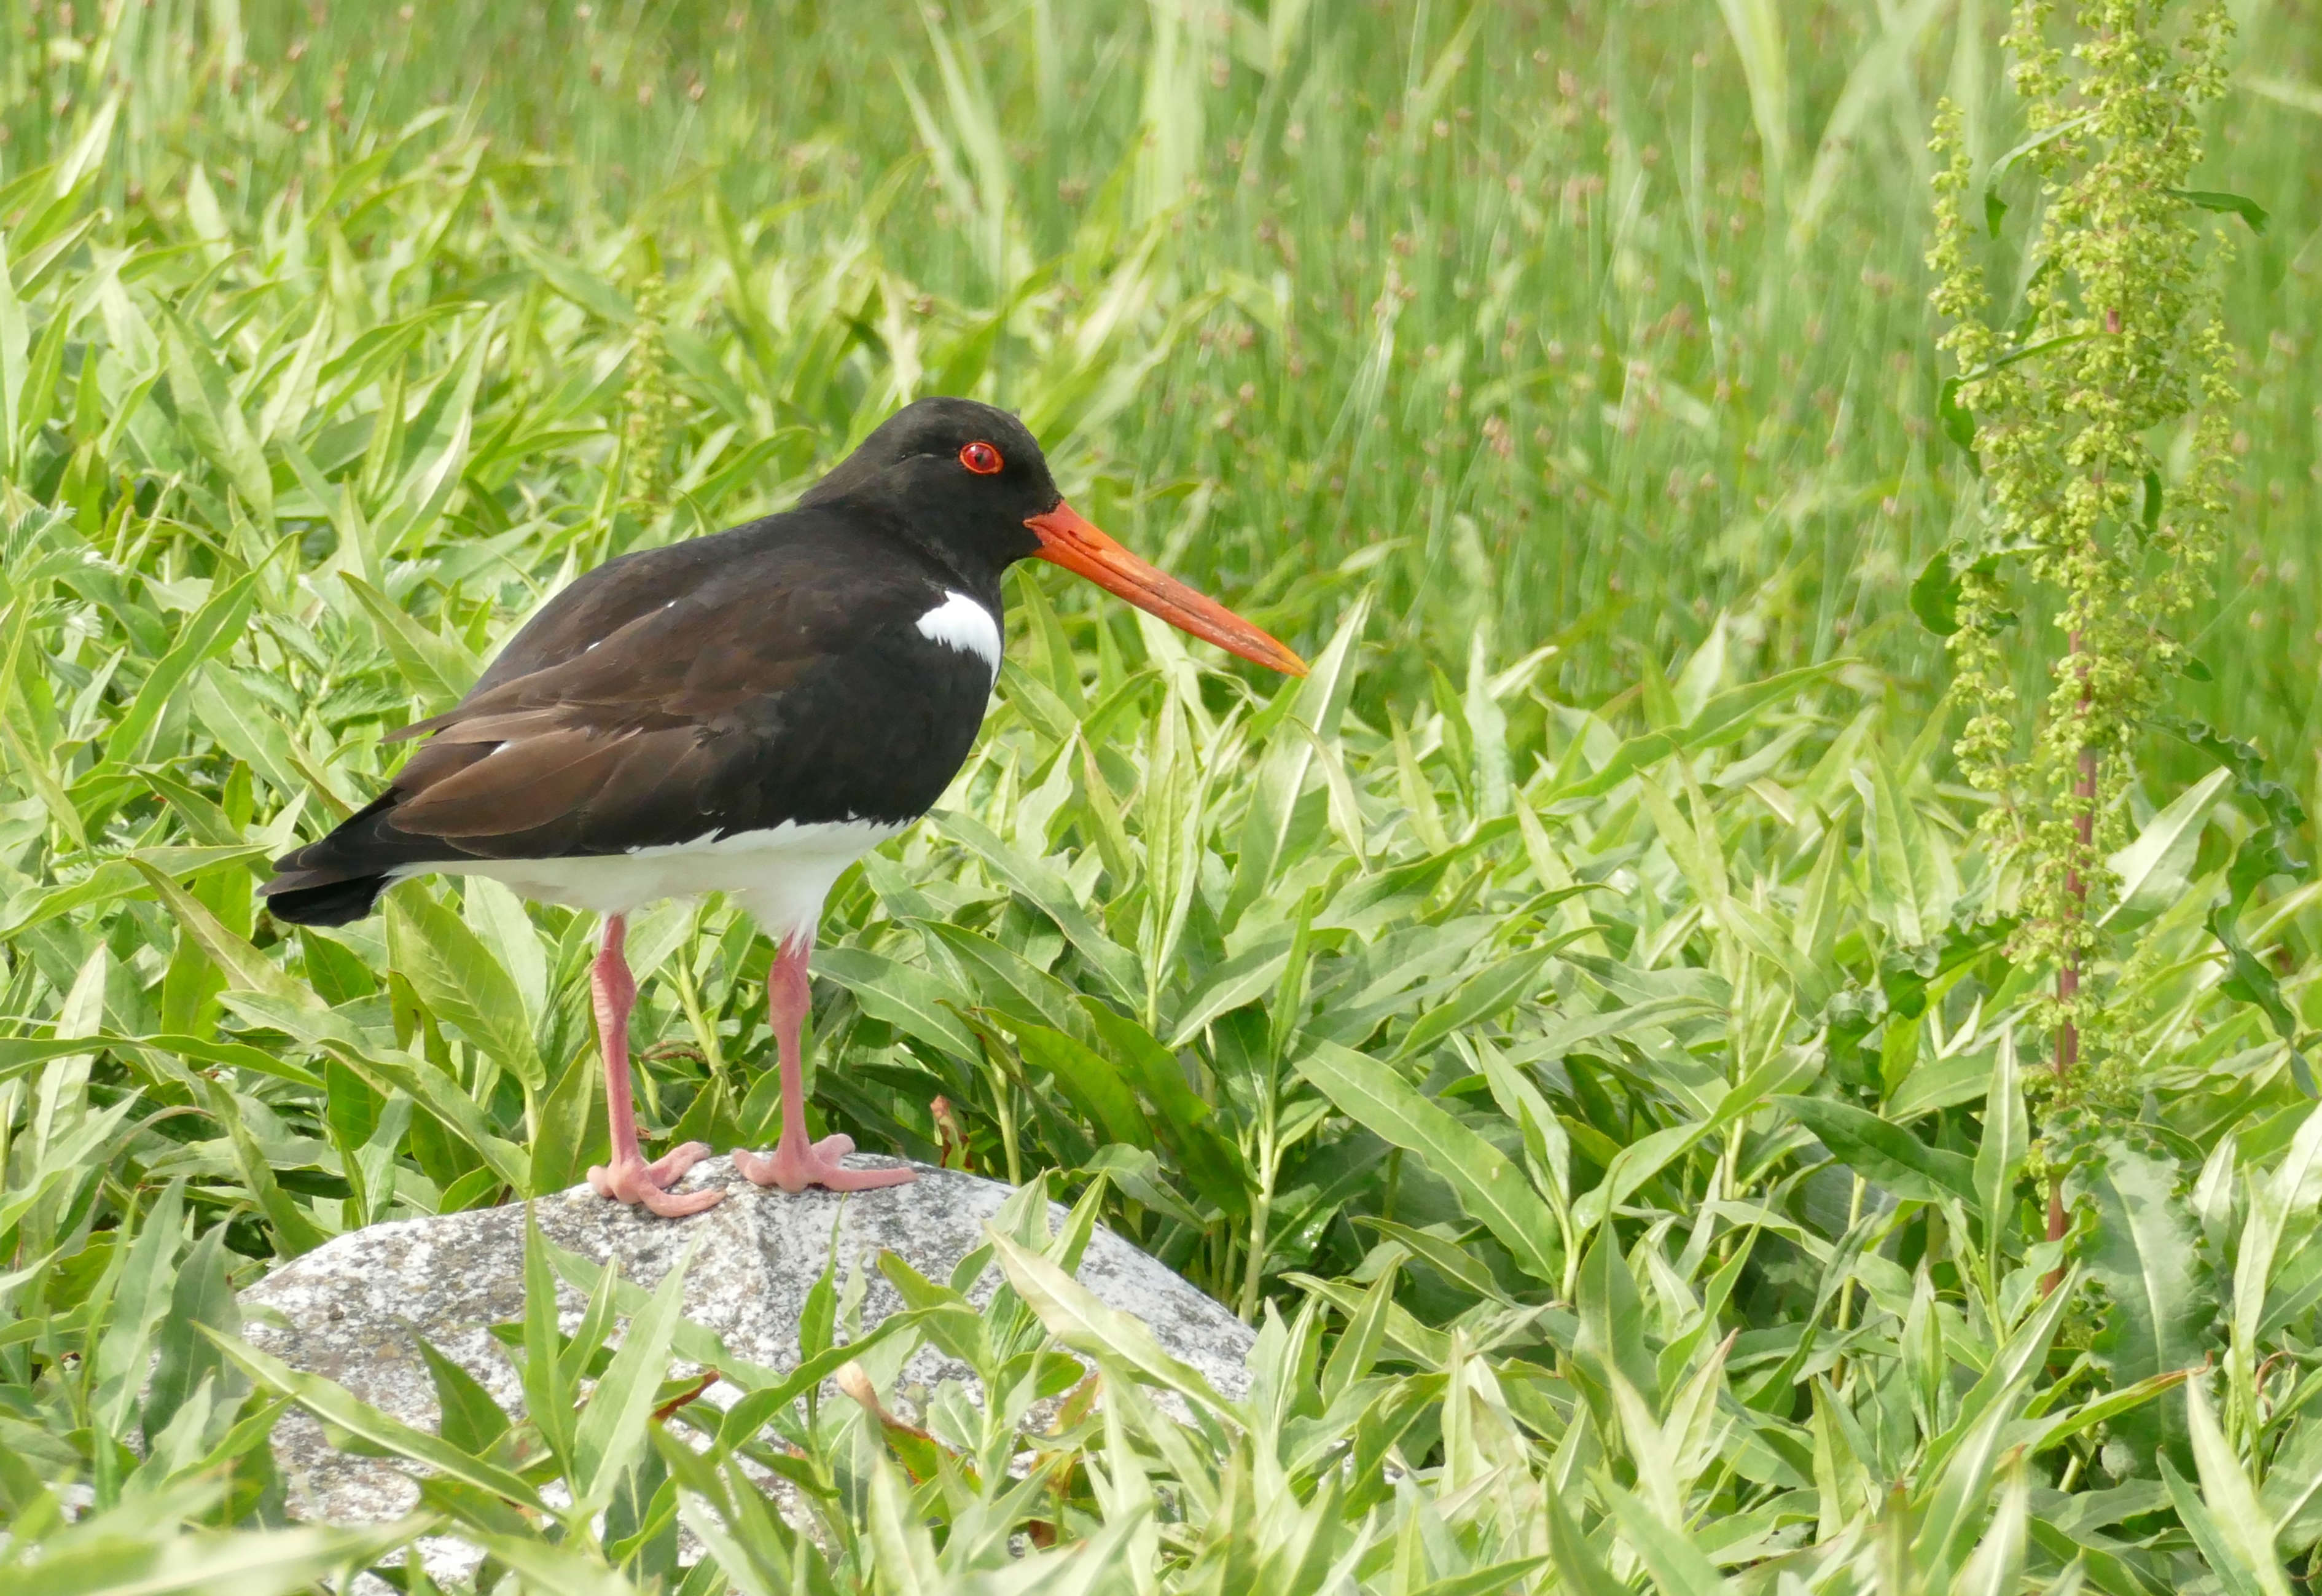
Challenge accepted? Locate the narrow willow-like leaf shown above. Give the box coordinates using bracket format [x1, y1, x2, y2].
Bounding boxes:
[1296, 1038, 1560, 1284]
[207, 1331, 545, 1511]
[571, 1240, 695, 1512]
[1778, 1093, 1980, 1209]
[386, 889, 546, 1092]
[985, 1227, 1229, 1415]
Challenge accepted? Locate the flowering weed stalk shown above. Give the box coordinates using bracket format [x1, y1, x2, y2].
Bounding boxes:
[1928, 0, 2252, 1250]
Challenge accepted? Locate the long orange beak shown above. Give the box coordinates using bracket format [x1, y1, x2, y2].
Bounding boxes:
[1025, 503, 1307, 676]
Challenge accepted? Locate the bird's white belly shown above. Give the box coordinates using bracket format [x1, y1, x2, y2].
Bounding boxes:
[424, 818, 907, 939]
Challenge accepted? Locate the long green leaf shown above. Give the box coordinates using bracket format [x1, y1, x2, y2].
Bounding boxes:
[985, 1227, 1231, 1415]
[163, 316, 273, 522]
[815, 945, 982, 1060]
[1393, 947, 1551, 1062]
[22, 1520, 428, 1596]
[2105, 766, 2232, 926]
[2186, 1374, 2296, 1596]
[386, 889, 545, 1091]
[1859, 749, 1950, 946]
[1777, 1093, 1979, 1209]
[933, 809, 1143, 1001]
[571, 1240, 696, 1511]
[1296, 1037, 1560, 1284]
[1974, 1031, 2028, 1263]
[107, 573, 259, 764]
[206, 1330, 546, 1510]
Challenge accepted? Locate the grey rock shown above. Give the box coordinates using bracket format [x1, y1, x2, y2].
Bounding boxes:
[241, 1156, 1253, 1538]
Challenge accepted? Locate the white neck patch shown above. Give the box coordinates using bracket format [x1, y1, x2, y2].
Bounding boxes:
[915, 590, 1002, 675]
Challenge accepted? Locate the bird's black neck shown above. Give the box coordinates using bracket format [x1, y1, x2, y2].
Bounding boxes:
[811, 490, 1013, 614]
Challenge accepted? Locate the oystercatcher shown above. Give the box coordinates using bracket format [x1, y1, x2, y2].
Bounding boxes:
[262, 398, 1305, 1216]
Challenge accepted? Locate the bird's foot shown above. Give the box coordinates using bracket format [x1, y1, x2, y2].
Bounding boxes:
[733, 1133, 917, 1194]
[588, 1141, 723, 1217]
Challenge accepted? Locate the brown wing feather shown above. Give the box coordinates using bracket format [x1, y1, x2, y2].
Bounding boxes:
[388, 608, 814, 744]
[373, 605, 817, 847]
[389, 727, 635, 837]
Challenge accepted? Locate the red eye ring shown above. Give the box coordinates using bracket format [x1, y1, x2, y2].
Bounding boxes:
[960, 440, 1004, 475]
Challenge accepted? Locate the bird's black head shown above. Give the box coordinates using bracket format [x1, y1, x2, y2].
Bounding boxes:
[803, 396, 1308, 678]
[799, 397, 1057, 577]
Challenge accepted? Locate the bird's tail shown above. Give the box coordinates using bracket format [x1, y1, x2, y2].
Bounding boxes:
[264, 872, 394, 926]
[262, 790, 438, 925]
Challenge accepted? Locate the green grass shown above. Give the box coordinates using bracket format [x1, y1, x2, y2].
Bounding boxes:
[6, 0, 2315, 745]
[4, 1, 2322, 1592]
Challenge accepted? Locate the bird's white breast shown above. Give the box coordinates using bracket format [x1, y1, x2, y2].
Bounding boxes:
[915, 590, 1002, 676]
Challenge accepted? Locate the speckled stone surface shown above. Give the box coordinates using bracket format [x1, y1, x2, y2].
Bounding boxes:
[241, 1155, 1253, 1533]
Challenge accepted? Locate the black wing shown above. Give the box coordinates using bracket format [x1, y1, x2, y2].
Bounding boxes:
[263, 523, 996, 920]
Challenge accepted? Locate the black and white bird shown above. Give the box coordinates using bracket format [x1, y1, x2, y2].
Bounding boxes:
[262, 398, 1306, 1215]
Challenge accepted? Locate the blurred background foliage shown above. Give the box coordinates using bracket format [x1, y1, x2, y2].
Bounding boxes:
[0, 0, 2313, 748]
[2, 0, 2322, 1591]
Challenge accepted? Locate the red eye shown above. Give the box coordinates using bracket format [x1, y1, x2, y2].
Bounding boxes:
[960, 440, 1003, 475]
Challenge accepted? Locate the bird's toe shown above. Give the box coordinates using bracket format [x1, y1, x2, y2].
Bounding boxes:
[645, 1140, 714, 1184]
[733, 1136, 914, 1193]
[587, 1154, 724, 1218]
[638, 1183, 726, 1218]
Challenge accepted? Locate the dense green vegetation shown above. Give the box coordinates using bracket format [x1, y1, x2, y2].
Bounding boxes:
[2, 0, 2321, 1591]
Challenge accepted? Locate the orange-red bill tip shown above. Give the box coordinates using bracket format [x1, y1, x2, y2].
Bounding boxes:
[1025, 503, 1307, 678]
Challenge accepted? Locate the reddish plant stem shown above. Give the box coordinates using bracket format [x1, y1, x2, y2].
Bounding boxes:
[2044, 633, 2097, 1294]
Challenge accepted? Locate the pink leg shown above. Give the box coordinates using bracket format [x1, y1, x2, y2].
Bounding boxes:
[734, 934, 915, 1194]
[585, 914, 721, 1218]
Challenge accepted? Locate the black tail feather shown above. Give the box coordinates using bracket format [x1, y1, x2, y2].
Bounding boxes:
[260, 788, 439, 926]
[264, 873, 394, 926]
